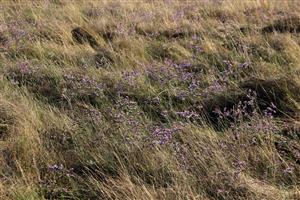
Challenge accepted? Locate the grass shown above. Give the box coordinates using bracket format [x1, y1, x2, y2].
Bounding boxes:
[0, 0, 300, 199]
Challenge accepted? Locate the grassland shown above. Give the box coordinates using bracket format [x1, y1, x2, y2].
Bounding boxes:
[0, 0, 300, 199]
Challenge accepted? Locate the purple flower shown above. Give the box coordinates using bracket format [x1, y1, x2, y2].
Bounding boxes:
[172, 142, 189, 170]
[48, 164, 64, 171]
[232, 159, 246, 179]
[263, 102, 277, 118]
[206, 81, 226, 94]
[283, 166, 294, 174]
[19, 62, 31, 74]
[239, 61, 252, 69]
[213, 90, 258, 126]
[188, 80, 198, 91]
[171, 10, 185, 21]
[151, 126, 182, 145]
[176, 111, 199, 119]
[122, 70, 141, 85]
[161, 110, 169, 118]
[176, 91, 188, 101]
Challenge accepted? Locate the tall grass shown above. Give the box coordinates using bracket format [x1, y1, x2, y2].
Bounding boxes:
[0, 0, 300, 199]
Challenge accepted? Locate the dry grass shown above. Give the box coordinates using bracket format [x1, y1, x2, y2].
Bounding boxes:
[0, 0, 300, 199]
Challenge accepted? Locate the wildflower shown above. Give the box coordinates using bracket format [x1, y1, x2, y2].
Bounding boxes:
[263, 102, 277, 118]
[232, 159, 246, 179]
[213, 107, 224, 119]
[19, 62, 31, 74]
[161, 110, 168, 118]
[122, 70, 141, 85]
[239, 61, 251, 69]
[176, 91, 187, 101]
[283, 166, 294, 174]
[176, 111, 199, 119]
[172, 10, 185, 21]
[48, 164, 64, 171]
[86, 107, 102, 122]
[207, 81, 226, 93]
[172, 142, 189, 170]
[188, 80, 198, 91]
[151, 127, 182, 145]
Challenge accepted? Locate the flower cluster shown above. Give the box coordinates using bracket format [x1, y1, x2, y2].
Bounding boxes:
[62, 73, 106, 100]
[212, 88, 282, 135]
[205, 81, 227, 94]
[204, 60, 252, 95]
[4, 20, 29, 44]
[111, 96, 143, 133]
[19, 62, 32, 74]
[145, 63, 178, 85]
[48, 164, 64, 172]
[188, 43, 203, 54]
[84, 107, 102, 123]
[283, 166, 294, 174]
[7, 62, 35, 86]
[263, 102, 277, 118]
[172, 142, 189, 170]
[232, 159, 246, 179]
[151, 126, 182, 145]
[122, 70, 141, 86]
[48, 163, 74, 178]
[213, 89, 257, 125]
[175, 110, 199, 119]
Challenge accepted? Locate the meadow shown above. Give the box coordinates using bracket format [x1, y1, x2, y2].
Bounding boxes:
[0, 0, 300, 199]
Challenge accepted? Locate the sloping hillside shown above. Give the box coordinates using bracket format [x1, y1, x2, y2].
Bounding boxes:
[0, 0, 300, 199]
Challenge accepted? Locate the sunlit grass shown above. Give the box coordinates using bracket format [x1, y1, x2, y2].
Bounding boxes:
[0, 0, 300, 199]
